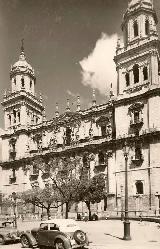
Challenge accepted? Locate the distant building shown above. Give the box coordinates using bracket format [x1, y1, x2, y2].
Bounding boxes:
[1, 0, 160, 216]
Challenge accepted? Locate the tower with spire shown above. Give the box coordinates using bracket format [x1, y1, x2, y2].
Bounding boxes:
[114, 0, 159, 96]
[1, 41, 44, 130]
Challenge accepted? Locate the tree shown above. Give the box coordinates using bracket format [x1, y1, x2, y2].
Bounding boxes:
[77, 173, 106, 220]
[19, 186, 60, 219]
[27, 155, 82, 219]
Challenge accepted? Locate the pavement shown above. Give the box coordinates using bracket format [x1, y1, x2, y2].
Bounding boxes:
[1, 219, 160, 249]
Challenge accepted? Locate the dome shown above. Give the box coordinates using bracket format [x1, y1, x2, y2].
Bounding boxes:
[11, 49, 35, 77]
[128, 0, 153, 8]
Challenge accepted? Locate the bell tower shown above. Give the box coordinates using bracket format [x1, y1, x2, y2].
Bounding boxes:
[114, 0, 160, 96]
[1, 41, 44, 130]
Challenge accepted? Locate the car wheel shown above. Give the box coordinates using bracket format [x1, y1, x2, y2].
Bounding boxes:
[73, 230, 87, 244]
[55, 239, 66, 249]
[21, 235, 30, 248]
[0, 235, 5, 245]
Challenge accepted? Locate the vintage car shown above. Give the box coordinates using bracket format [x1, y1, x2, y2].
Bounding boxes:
[20, 219, 90, 249]
[0, 220, 20, 245]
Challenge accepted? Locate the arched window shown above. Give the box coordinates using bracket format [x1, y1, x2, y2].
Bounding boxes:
[14, 78, 16, 85]
[21, 77, 25, 88]
[125, 72, 130, 87]
[133, 64, 139, 84]
[98, 151, 105, 165]
[136, 181, 143, 194]
[133, 21, 139, 37]
[143, 66, 148, 81]
[145, 19, 149, 35]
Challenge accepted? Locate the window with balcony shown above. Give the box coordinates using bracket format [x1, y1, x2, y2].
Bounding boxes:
[134, 111, 140, 124]
[133, 21, 139, 37]
[13, 110, 16, 124]
[9, 138, 17, 160]
[136, 181, 144, 195]
[101, 125, 106, 137]
[133, 64, 139, 84]
[135, 146, 142, 160]
[143, 66, 148, 81]
[125, 72, 130, 87]
[83, 155, 88, 167]
[145, 19, 149, 35]
[131, 141, 143, 166]
[98, 151, 105, 165]
[9, 169, 16, 184]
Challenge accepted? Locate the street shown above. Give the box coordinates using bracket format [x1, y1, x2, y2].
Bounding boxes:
[1, 220, 160, 249]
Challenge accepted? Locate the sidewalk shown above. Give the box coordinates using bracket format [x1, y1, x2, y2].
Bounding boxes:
[79, 220, 160, 249]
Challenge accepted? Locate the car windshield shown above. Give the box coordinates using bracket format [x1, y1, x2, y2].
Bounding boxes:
[40, 223, 48, 230]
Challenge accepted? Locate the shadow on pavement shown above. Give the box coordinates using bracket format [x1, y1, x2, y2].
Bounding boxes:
[104, 233, 123, 240]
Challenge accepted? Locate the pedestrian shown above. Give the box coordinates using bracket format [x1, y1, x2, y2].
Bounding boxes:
[84, 212, 88, 222]
[139, 212, 143, 222]
[21, 214, 24, 222]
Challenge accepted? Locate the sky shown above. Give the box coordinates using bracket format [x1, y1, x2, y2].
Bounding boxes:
[0, 0, 160, 129]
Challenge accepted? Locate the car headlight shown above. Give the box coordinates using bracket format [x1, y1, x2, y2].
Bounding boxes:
[7, 233, 11, 238]
[70, 239, 76, 246]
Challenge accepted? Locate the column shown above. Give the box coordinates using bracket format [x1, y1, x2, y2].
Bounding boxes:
[151, 52, 159, 85]
[21, 103, 27, 126]
[139, 66, 143, 85]
[4, 112, 9, 129]
[130, 70, 134, 86]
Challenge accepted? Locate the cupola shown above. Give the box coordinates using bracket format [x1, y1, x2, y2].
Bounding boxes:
[10, 40, 36, 95]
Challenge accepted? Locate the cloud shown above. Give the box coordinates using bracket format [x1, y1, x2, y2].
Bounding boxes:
[79, 33, 117, 95]
[66, 89, 77, 98]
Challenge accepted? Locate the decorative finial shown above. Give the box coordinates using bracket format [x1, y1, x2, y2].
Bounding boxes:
[76, 95, 81, 112]
[66, 99, 70, 112]
[3, 90, 7, 98]
[21, 39, 24, 53]
[39, 93, 42, 102]
[92, 89, 96, 107]
[42, 107, 46, 122]
[19, 39, 26, 61]
[109, 83, 114, 99]
[55, 102, 59, 118]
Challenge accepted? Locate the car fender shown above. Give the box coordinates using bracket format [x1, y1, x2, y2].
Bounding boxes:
[54, 234, 72, 249]
[20, 231, 37, 247]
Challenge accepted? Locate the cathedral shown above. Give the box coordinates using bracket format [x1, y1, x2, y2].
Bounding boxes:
[0, 0, 160, 217]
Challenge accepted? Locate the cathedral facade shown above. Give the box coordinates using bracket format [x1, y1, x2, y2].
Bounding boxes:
[1, 0, 160, 217]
